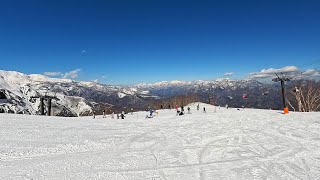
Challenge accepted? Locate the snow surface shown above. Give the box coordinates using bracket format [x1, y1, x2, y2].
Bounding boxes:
[1, 103, 320, 179]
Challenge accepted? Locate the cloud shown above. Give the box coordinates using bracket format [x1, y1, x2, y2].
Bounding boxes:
[43, 72, 62, 76]
[62, 69, 81, 79]
[81, 50, 87, 56]
[249, 66, 299, 79]
[224, 72, 234, 76]
[249, 66, 320, 80]
[302, 69, 320, 77]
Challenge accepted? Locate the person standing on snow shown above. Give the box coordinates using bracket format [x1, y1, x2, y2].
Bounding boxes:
[121, 113, 125, 119]
[187, 107, 191, 114]
[203, 107, 206, 113]
[93, 111, 96, 119]
[150, 109, 153, 117]
[197, 104, 200, 111]
[181, 106, 184, 112]
[103, 110, 106, 118]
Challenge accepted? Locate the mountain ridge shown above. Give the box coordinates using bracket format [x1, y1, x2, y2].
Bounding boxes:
[0, 70, 285, 116]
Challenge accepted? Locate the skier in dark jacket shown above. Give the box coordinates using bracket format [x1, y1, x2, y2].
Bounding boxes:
[181, 106, 184, 112]
[150, 109, 153, 117]
[121, 113, 125, 119]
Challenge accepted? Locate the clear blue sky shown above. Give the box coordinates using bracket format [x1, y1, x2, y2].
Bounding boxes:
[1, 0, 320, 84]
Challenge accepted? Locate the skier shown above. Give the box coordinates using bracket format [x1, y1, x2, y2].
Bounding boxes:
[150, 109, 153, 117]
[93, 111, 96, 119]
[181, 106, 184, 112]
[203, 107, 206, 113]
[121, 113, 125, 119]
[117, 114, 120, 119]
[197, 104, 200, 111]
[187, 107, 191, 114]
[103, 110, 106, 118]
[226, 104, 229, 109]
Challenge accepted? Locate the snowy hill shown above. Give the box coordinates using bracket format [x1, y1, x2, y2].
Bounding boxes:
[0, 70, 92, 116]
[1, 103, 320, 179]
[0, 70, 159, 116]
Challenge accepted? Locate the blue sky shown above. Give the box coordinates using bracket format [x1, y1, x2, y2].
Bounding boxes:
[1, 0, 320, 84]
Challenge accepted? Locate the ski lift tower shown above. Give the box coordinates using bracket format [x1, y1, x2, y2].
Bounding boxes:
[272, 73, 291, 114]
[30, 95, 59, 116]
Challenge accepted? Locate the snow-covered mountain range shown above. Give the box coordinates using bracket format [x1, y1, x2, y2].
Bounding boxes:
[0, 70, 161, 116]
[134, 79, 264, 97]
[0, 70, 282, 116]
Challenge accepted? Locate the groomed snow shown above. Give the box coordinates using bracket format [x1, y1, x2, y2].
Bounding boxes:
[1, 103, 320, 179]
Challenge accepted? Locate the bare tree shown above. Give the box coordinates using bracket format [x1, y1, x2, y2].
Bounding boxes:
[288, 80, 320, 112]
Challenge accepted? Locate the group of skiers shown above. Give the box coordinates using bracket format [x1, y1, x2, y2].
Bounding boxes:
[93, 110, 125, 119]
[197, 104, 206, 113]
[175, 104, 207, 116]
[92, 103, 211, 119]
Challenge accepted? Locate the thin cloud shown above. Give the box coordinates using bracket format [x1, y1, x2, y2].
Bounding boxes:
[81, 50, 87, 56]
[224, 72, 234, 76]
[62, 69, 81, 79]
[43, 72, 62, 76]
[249, 66, 320, 79]
[302, 69, 320, 77]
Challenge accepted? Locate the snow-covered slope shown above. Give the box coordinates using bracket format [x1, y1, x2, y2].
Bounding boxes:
[1, 103, 320, 179]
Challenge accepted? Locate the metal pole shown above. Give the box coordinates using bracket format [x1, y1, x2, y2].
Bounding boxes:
[47, 98, 52, 116]
[40, 98, 44, 115]
[280, 80, 286, 109]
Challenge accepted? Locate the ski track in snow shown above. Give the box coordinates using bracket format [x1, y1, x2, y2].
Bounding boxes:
[1, 103, 320, 179]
